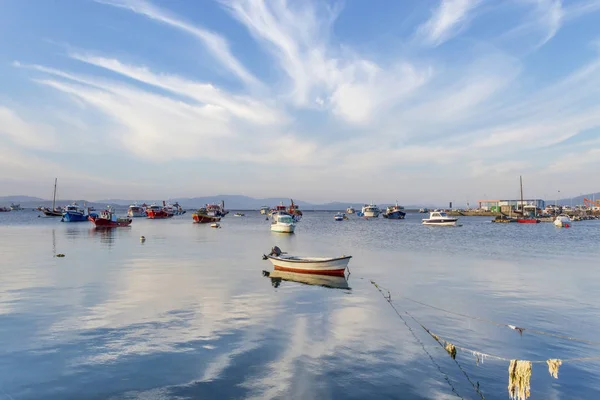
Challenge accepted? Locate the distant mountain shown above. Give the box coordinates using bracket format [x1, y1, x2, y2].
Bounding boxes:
[0, 195, 46, 204]
[556, 192, 600, 206]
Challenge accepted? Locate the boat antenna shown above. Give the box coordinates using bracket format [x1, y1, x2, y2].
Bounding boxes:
[52, 178, 57, 211]
[520, 175, 524, 215]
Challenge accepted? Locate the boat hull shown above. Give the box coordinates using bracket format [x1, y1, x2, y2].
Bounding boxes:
[62, 212, 89, 222]
[88, 216, 132, 227]
[383, 211, 406, 219]
[128, 210, 147, 217]
[517, 219, 540, 224]
[147, 210, 173, 219]
[554, 217, 571, 228]
[362, 211, 379, 218]
[422, 219, 458, 226]
[266, 255, 351, 276]
[271, 223, 295, 233]
[193, 213, 221, 223]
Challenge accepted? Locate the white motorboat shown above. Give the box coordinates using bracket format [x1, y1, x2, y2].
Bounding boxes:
[260, 206, 270, 215]
[422, 210, 459, 226]
[334, 212, 345, 221]
[346, 207, 355, 214]
[362, 203, 380, 218]
[419, 208, 429, 213]
[271, 214, 295, 233]
[554, 215, 571, 228]
[128, 203, 147, 217]
[263, 248, 351, 276]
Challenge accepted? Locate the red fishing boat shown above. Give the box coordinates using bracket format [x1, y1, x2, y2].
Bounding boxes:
[288, 199, 303, 221]
[192, 208, 221, 223]
[88, 209, 132, 228]
[146, 202, 173, 219]
[517, 218, 540, 224]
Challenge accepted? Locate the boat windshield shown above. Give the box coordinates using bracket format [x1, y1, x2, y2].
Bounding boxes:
[279, 216, 293, 223]
[439, 212, 448, 217]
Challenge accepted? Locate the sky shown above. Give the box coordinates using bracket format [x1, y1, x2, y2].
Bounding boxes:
[1, 0, 600, 204]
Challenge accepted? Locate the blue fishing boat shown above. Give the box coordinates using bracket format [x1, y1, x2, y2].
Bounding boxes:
[62, 203, 91, 222]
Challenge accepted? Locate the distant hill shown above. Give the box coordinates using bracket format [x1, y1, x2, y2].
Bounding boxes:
[556, 192, 600, 206]
[0, 195, 46, 204]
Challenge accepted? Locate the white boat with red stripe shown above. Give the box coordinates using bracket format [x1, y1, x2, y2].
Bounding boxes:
[263, 247, 351, 277]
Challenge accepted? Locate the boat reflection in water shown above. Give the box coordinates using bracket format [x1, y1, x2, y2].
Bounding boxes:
[263, 270, 351, 290]
[88, 227, 116, 246]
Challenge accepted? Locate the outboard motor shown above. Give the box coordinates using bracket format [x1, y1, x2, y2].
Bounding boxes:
[270, 246, 282, 256]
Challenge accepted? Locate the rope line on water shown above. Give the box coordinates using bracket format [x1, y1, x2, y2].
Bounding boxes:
[371, 281, 600, 365]
[371, 281, 483, 399]
[374, 282, 600, 347]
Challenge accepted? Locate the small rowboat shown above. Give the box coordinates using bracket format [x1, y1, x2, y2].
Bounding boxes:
[263, 248, 351, 277]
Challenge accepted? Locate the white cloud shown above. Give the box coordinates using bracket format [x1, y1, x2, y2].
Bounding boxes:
[415, 0, 482, 46]
[223, 0, 430, 125]
[96, 0, 261, 87]
[0, 106, 57, 150]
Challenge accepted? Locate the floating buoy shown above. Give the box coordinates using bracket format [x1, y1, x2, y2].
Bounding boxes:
[55, 254, 65, 258]
[140, 236, 146, 242]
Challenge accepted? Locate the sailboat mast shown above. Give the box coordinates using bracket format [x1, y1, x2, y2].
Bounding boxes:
[520, 175, 524, 214]
[52, 178, 57, 210]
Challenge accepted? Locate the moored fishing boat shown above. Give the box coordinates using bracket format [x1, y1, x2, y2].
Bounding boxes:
[0, 207, 10, 212]
[206, 201, 228, 218]
[165, 202, 185, 216]
[263, 247, 351, 276]
[10, 203, 23, 211]
[260, 206, 270, 215]
[234, 212, 245, 217]
[41, 178, 63, 217]
[127, 203, 147, 217]
[146, 203, 173, 219]
[419, 208, 429, 213]
[288, 199, 303, 222]
[516, 176, 540, 224]
[89, 208, 132, 228]
[62, 203, 89, 222]
[554, 215, 571, 228]
[271, 214, 295, 233]
[334, 212, 345, 221]
[382, 202, 406, 219]
[362, 203, 380, 218]
[422, 210, 459, 226]
[346, 206, 355, 214]
[492, 215, 517, 223]
[192, 207, 221, 223]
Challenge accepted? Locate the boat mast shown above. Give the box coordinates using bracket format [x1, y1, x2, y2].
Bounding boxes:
[520, 175, 524, 215]
[52, 178, 57, 211]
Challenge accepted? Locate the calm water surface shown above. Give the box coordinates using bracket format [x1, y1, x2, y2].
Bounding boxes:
[1, 210, 600, 399]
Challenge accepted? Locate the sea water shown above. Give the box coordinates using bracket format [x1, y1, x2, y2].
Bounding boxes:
[1, 210, 600, 399]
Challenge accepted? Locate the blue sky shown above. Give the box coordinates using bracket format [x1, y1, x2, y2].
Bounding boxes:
[1, 0, 600, 203]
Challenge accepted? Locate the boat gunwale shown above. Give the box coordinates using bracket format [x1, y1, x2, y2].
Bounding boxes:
[266, 255, 352, 263]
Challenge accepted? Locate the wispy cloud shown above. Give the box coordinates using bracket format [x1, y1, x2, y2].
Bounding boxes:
[415, 0, 482, 46]
[96, 0, 261, 87]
